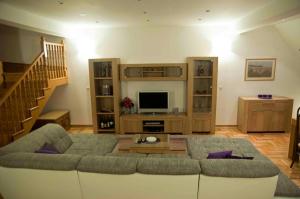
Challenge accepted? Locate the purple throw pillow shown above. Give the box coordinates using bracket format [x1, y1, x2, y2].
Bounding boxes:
[207, 150, 232, 159]
[35, 143, 60, 154]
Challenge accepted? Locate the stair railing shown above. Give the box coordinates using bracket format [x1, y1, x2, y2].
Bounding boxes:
[0, 38, 66, 141]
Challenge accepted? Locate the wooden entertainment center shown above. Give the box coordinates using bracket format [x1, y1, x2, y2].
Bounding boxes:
[89, 57, 218, 134]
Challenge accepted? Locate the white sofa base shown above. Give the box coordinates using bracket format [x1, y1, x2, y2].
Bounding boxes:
[78, 172, 199, 199]
[0, 167, 82, 199]
[198, 174, 278, 199]
[0, 167, 284, 199]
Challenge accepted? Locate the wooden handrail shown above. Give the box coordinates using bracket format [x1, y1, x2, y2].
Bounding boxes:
[0, 52, 45, 106]
[44, 41, 64, 47]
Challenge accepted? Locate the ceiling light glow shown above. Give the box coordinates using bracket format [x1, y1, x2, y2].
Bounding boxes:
[210, 23, 238, 58]
[64, 27, 97, 61]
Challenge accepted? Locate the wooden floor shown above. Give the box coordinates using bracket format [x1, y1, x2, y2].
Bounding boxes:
[69, 126, 300, 187]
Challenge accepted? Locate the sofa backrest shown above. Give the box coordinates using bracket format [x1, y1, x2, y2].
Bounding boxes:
[200, 159, 279, 178]
[0, 152, 82, 171]
[0, 124, 72, 155]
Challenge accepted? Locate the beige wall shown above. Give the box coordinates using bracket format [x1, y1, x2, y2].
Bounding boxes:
[0, 24, 62, 64]
[44, 25, 300, 125]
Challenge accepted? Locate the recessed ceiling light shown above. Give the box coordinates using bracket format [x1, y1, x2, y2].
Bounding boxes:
[206, 9, 210, 13]
[57, 1, 64, 5]
[80, 13, 87, 17]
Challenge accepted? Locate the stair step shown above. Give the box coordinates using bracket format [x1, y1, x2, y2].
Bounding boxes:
[37, 96, 45, 100]
[22, 117, 33, 123]
[3, 72, 23, 83]
[0, 82, 15, 98]
[12, 129, 26, 140]
[30, 106, 39, 111]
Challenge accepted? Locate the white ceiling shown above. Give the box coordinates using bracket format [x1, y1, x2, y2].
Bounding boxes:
[0, 0, 274, 27]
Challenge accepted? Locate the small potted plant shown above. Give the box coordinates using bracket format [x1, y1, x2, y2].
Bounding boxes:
[120, 97, 134, 114]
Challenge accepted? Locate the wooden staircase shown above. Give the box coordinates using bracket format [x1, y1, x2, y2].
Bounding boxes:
[0, 38, 68, 146]
[0, 62, 29, 99]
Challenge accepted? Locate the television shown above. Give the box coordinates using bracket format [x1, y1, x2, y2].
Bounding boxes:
[138, 91, 169, 113]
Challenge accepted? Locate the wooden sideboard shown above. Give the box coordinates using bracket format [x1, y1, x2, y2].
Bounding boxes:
[33, 110, 70, 130]
[237, 96, 293, 133]
[120, 113, 187, 134]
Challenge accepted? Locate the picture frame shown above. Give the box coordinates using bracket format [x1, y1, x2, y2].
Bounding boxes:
[245, 58, 276, 81]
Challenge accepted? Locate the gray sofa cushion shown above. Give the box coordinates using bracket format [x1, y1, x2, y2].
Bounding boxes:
[65, 134, 117, 155]
[200, 159, 279, 178]
[77, 156, 137, 174]
[0, 152, 81, 171]
[137, 157, 200, 175]
[54, 135, 73, 153]
[187, 137, 261, 160]
[0, 124, 72, 156]
[0, 126, 51, 155]
[41, 124, 69, 144]
[275, 172, 300, 197]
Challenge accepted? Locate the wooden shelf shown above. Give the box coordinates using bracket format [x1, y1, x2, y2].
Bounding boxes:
[187, 57, 217, 134]
[120, 63, 187, 81]
[89, 58, 120, 134]
[94, 77, 113, 80]
[98, 129, 115, 132]
[193, 94, 212, 97]
[97, 112, 115, 115]
[96, 95, 114, 98]
[193, 76, 212, 79]
[143, 124, 164, 127]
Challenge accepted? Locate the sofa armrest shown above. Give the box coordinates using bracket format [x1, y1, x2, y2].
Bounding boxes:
[0, 152, 82, 171]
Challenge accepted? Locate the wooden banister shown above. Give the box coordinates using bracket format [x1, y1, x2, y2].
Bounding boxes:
[0, 38, 67, 139]
[0, 52, 45, 106]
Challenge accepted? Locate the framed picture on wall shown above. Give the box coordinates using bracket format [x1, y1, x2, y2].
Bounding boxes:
[245, 58, 276, 81]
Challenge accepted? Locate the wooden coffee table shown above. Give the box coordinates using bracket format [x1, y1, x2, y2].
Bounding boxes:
[113, 134, 187, 154]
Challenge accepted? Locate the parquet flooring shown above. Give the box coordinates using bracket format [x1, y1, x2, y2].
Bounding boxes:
[69, 125, 300, 187]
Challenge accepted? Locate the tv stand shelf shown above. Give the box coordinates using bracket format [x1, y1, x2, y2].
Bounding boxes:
[120, 113, 187, 134]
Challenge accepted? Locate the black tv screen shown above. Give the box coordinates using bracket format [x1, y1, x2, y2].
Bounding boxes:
[138, 91, 168, 111]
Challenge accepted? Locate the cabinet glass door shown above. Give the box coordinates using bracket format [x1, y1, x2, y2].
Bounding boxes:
[93, 61, 115, 132]
[193, 60, 213, 113]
